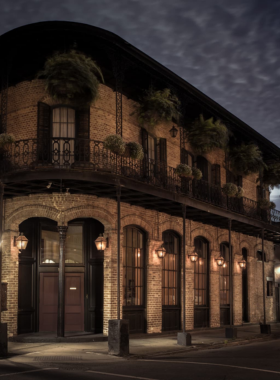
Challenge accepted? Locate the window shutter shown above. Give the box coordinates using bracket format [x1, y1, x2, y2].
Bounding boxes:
[181, 149, 188, 165]
[211, 164, 221, 186]
[141, 128, 149, 176]
[76, 108, 90, 162]
[159, 138, 167, 166]
[237, 175, 243, 187]
[37, 102, 51, 162]
[197, 156, 209, 182]
[256, 185, 263, 200]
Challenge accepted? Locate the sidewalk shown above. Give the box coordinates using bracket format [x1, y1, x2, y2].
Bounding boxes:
[7, 323, 280, 358]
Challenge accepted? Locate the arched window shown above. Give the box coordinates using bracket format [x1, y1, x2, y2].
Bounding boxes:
[194, 237, 208, 307]
[123, 226, 144, 307]
[162, 231, 180, 306]
[220, 243, 230, 305]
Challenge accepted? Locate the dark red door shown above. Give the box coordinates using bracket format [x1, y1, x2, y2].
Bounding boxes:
[65, 273, 84, 331]
[39, 273, 84, 332]
[39, 273, 58, 332]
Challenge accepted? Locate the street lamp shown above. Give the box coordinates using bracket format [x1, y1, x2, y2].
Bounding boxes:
[169, 126, 178, 138]
[238, 258, 246, 269]
[188, 251, 198, 263]
[15, 232, 29, 253]
[94, 234, 107, 251]
[156, 245, 166, 258]
[216, 256, 225, 267]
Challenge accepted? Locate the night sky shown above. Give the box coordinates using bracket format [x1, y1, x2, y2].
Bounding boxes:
[0, 0, 279, 205]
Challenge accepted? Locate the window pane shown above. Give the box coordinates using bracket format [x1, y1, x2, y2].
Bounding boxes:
[41, 229, 60, 263]
[65, 225, 83, 263]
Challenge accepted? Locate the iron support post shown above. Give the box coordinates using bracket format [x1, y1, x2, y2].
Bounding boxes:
[182, 204, 186, 333]
[57, 225, 67, 337]
[0, 182, 4, 322]
[229, 219, 233, 328]
[117, 184, 121, 320]
[262, 228, 266, 325]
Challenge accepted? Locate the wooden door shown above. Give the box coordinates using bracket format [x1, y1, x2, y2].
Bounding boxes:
[65, 273, 84, 331]
[39, 273, 58, 332]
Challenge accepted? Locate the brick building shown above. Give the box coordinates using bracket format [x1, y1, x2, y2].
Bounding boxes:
[0, 21, 280, 338]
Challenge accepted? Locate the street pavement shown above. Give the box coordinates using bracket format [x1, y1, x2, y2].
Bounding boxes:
[1, 324, 280, 379]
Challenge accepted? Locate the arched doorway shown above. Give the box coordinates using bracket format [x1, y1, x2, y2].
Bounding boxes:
[220, 242, 230, 326]
[242, 247, 249, 322]
[18, 217, 104, 334]
[194, 236, 209, 328]
[162, 230, 181, 331]
[122, 226, 146, 333]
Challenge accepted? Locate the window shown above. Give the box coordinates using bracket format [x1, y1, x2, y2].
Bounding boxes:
[123, 227, 144, 306]
[65, 225, 83, 264]
[41, 227, 60, 264]
[162, 231, 180, 306]
[194, 237, 208, 306]
[257, 250, 267, 262]
[220, 243, 230, 305]
[267, 280, 273, 297]
[52, 107, 75, 165]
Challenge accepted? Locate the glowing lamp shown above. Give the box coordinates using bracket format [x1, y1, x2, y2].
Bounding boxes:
[188, 251, 198, 263]
[95, 234, 107, 251]
[156, 245, 166, 258]
[15, 233, 29, 253]
[216, 256, 225, 267]
[239, 259, 246, 269]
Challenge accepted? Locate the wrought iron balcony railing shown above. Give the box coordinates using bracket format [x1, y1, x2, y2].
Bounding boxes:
[1, 138, 280, 225]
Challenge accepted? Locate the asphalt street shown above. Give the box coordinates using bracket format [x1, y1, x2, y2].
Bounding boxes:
[1, 339, 280, 379]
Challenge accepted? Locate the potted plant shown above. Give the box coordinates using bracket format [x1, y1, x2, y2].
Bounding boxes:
[104, 135, 126, 155]
[258, 199, 273, 210]
[228, 143, 266, 176]
[0, 133, 15, 151]
[126, 142, 144, 160]
[38, 50, 104, 107]
[185, 114, 228, 154]
[175, 164, 193, 179]
[132, 87, 181, 130]
[222, 183, 238, 197]
[236, 186, 244, 198]
[192, 167, 203, 180]
[262, 163, 280, 189]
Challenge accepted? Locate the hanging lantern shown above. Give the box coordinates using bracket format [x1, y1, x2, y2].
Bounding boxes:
[15, 232, 29, 253]
[188, 251, 198, 263]
[239, 259, 246, 269]
[94, 234, 107, 251]
[216, 256, 225, 267]
[156, 245, 166, 258]
[169, 126, 178, 138]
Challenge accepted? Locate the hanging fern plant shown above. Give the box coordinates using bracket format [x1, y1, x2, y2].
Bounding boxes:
[38, 50, 104, 107]
[0, 133, 15, 150]
[175, 164, 193, 178]
[222, 183, 238, 197]
[104, 135, 126, 155]
[185, 114, 228, 154]
[192, 167, 203, 180]
[228, 143, 266, 176]
[258, 199, 274, 210]
[236, 186, 244, 198]
[126, 142, 144, 160]
[132, 87, 181, 129]
[262, 163, 280, 189]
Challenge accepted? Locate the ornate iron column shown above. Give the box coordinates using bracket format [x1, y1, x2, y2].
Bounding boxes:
[262, 228, 266, 325]
[0, 182, 4, 321]
[57, 225, 67, 337]
[1, 63, 8, 134]
[116, 182, 121, 320]
[112, 54, 126, 136]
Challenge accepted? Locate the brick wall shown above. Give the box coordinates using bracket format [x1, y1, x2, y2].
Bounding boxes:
[1, 193, 276, 336]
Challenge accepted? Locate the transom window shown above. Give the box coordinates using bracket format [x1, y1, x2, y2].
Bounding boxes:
[194, 237, 208, 306]
[123, 227, 144, 307]
[220, 243, 230, 305]
[162, 231, 180, 306]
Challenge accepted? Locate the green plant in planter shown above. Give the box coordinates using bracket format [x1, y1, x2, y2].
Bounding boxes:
[132, 87, 181, 129]
[258, 198, 273, 210]
[175, 164, 193, 178]
[192, 167, 203, 180]
[228, 143, 266, 176]
[104, 135, 126, 155]
[0, 133, 15, 150]
[222, 183, 238, 197]
[126, 142, 144, 160]
[236, 186, 244, 198]
[186, 114, 228, 154]
[262, 163, 280, 189]
[270, 201, 276, 210]
[38, 50, 104, 107]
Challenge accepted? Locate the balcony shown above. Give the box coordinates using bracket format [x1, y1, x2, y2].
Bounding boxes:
[1, 138, 280, 226]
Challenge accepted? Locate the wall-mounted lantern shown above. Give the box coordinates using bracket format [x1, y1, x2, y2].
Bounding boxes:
[216, 256, 225, 267]
[156, 245, 166, 258]
[94, 234, 107, 251]
[15, 232, 29, 253]
[188, 251, 198, 263]
[238, 259, 246, 269]
[169, 126, 178, 138]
